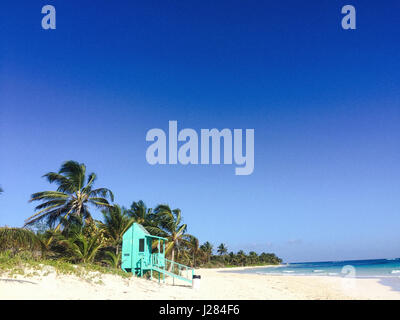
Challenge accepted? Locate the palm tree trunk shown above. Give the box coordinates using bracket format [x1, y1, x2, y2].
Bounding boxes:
[46, 207, 74, 247]
[54, 207, 74, 232]
[169, 248, 175, 272]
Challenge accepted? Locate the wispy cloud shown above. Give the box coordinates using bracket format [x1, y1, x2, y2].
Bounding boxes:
[285, 239, 303, 246]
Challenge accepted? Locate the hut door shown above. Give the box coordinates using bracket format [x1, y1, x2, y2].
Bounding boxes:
[138, 238, 145, 265]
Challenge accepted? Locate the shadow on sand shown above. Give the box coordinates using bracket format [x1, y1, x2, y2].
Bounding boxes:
[0, 278, 37, 285]
[378, 277, 400, 292]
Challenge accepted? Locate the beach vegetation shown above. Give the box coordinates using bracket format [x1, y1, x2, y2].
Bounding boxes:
[0, 160, 282, 279]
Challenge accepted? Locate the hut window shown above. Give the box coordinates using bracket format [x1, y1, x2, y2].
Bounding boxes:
[139, 239, 145, 252]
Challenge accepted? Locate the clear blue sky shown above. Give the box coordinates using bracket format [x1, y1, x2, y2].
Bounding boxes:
[0, 1, 399, 262]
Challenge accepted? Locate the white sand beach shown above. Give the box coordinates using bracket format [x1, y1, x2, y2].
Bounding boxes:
[1, 266, 400, 300]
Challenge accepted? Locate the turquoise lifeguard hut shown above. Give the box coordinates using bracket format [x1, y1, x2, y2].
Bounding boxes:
[121, 223, 194, 284]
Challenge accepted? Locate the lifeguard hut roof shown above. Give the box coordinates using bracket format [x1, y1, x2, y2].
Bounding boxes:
[137, 224, 168, 241]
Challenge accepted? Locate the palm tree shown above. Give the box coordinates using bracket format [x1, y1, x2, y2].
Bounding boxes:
[217, 243, 227, 256]
[102, 250, 122, 269]
[152, 204, 193, 269]
[175, 244, 192, 267]
[25, 161, 114, 232]
[187, 235, 201, 267]
[200, 241, 213, 263]
[248, 251, 258, 264]
[227, 251, 236, 264]
[128, 200, 153, 225]
[59, 233, 103, 263]
[237, 250, 247, 266]
[259, 252, 282, 265]
[99, 204, 134, 255]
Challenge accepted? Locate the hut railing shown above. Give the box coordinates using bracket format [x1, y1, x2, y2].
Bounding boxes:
[151, 253, 165, 267]
[164, 258, 194, 283]
[150, 254, 194, 284]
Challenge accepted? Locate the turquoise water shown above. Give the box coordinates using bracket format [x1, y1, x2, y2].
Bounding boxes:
[227, 258, 400, 278]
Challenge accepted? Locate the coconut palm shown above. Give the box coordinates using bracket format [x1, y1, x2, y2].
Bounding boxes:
[102, 250, 122, 269]
[259, 252, 282, 264]
[200, 241, 213, 263]
[59, 233, 103, 263]
[187, 235, 201, 267]
[127, 200, 153, 225]
[25, 161, 114, 232]
[175, 244, 192, 267]
[152, 204, 193, 269]
[227, 251, 236, 264]
[99, 204, 134, 255]
[237, 250, 247, 266]
[248, 251, 258, 264]
[217, 243, 227, 256]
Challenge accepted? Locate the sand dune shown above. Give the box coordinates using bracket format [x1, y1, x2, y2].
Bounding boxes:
[1, 266, 400, 300]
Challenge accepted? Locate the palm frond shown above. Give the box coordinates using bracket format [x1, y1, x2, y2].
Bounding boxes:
[30, 191, 69, 202]
[89, 188, 114, 202]
[102, 251, 121, 268]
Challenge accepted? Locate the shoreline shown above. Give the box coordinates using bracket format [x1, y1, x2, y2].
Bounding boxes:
[196, 264, 283, 272]
[217, 264, 400, 280]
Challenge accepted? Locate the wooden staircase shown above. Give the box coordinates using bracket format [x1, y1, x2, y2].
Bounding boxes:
[139, 254, 194, 284]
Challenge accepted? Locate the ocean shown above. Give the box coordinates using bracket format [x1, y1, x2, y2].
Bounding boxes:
[227, 258, 400, 278]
